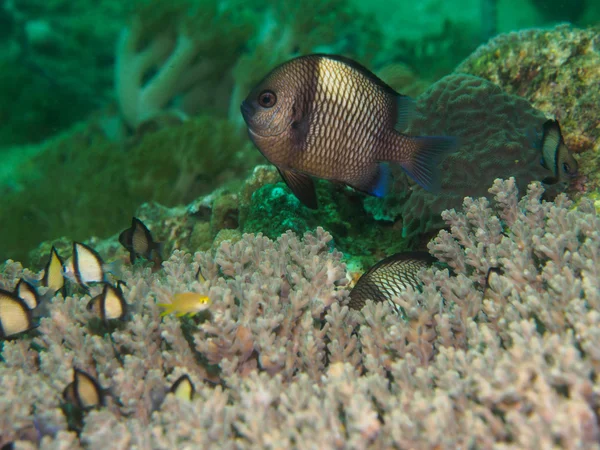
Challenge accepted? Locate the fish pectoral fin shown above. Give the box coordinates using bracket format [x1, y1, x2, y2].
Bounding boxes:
[541, 176, 559, 185]
[157, 303, 173, 316]
[277, 169, 318, 209]
[394, 95, 416, 132]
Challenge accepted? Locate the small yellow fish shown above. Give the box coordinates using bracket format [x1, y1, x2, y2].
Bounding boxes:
[157, 292, 211, 317]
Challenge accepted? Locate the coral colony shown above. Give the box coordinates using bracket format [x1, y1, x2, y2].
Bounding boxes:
[1, 0, 599, 448]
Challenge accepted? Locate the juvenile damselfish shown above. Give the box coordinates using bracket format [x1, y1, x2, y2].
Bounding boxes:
[241, 54, 457, 208]
[539, 119, 578, 186]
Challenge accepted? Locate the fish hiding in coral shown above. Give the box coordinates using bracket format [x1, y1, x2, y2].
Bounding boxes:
[86, 283, 127, 323]
[42, 246, 65, 295]
[349, 251, 435, 312]
[119, 217, 162, 263]
[170, 374, 195, 401]
[539, 119, 578, 185]
[482, 266, 503, 299]
[158, 292, 211, 317]
[0, 289, 35, 338]
[241, 54, 458, 208]
[62, 368, 104, 410]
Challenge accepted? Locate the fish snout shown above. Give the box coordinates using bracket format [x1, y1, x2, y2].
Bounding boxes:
[240, 101, 255, 123]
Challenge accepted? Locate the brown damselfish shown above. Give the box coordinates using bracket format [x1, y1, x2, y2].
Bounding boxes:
[241, 54, 458, 208]
[349, 251, 435, 312]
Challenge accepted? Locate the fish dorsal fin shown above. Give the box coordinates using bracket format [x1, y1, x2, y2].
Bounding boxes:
[394, 95, 416, 132]
[541, 119, 561, 173]
[277, 169, 318, 209]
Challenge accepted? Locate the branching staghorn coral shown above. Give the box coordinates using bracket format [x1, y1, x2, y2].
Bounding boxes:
[116, 0, 255, 129]
[190, 228, 348, 379]
[114, 0, 381, 130]
[2, 182, 600, 447]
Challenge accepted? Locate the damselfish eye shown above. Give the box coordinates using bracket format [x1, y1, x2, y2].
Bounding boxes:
[258, 90, 277, 108]
[563, 162, 571, 173]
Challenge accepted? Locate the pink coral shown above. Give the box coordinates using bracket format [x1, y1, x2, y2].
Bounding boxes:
[2, 197, 600, 447]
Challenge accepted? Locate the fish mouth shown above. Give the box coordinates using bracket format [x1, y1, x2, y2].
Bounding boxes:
[240, 101, 254, 122]
[241, 101, 292, 139]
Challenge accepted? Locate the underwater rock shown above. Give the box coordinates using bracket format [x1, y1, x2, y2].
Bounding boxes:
[366, 73, 550, 239]
[456, 24, 600, 190]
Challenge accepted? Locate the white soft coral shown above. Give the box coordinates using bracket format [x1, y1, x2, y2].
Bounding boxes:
[115, 17, 210, 129]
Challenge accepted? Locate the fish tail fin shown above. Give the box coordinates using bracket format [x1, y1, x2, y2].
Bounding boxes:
[402, 136, 458, 192]
[157, 303, 172, 317]
[105, 259, 124, 279]
[152, 242, 165, 261]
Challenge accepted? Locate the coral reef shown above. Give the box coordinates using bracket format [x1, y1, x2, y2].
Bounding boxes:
[365, 73, 550, 239]
[456, 24, 600, 188]
[2, 179, 600, 447]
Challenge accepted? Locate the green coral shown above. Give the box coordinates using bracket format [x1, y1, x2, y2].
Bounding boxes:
[0, 116, 258, 264]
[242, 181, 412, 268]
